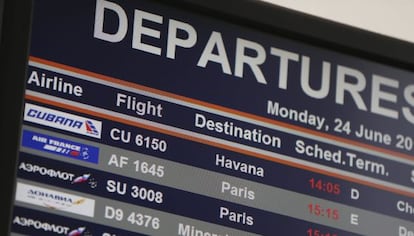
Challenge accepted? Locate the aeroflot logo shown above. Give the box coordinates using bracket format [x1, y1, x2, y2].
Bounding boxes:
[18, 161, 98, 189]
[13, 216, 90, 236]
[24, 103, 102, 139]
[15, 182, 95, 217]
[68, 227, 90, 236]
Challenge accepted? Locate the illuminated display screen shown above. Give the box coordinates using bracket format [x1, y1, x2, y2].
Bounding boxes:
[8, 0, 414, 235]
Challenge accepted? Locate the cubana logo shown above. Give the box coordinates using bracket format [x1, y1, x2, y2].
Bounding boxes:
[24, 103, 102, 139]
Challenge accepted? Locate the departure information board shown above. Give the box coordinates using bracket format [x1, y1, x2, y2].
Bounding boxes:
[9, 0, 414, 235]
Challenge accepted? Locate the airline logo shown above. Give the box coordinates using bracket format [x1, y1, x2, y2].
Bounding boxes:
[13, 215, 90, 235]
[24, 103, 102, 139]
[15, 182, 95, 217]
[22, 130, 99, 164]
[68, 227, 89, 236]
[18, 161, 98, 189]
[71, 173, 98, 188]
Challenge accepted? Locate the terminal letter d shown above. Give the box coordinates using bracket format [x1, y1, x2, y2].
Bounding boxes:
[94, 0, 128, 42]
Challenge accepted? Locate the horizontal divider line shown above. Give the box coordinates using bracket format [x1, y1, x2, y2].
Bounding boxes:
[28, 56, 414, 165]
[25, 92, 414, 198]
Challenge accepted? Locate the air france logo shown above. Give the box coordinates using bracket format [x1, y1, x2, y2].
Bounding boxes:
[15, 182, 95, 217]
[24, 103, 102, 139]
[22, 130, 99, 164]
